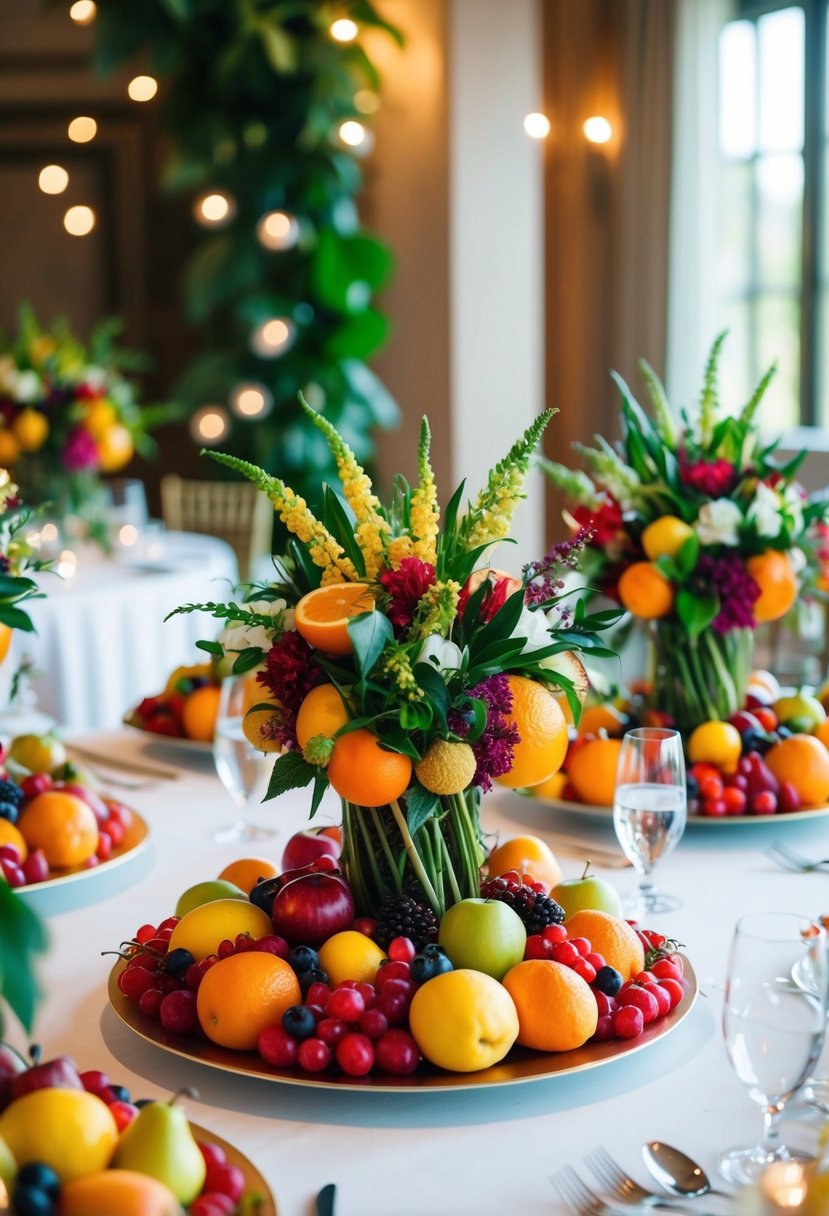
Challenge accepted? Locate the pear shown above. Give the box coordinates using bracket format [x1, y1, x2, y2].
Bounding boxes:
[113, 1091, 205, 1205]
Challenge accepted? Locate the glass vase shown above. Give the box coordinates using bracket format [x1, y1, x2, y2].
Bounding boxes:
[340, 789, 486, 919]
[650, 620, 754, 735]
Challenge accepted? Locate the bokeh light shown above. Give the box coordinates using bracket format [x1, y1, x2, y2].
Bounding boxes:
[193, 192, 236, 227]
[63, 205, 96, 236]
[523, 112, 551, 139]
[68, 116, 97, 143]
[330, 18, 358, 42]
[128, 75, 158, 102]
[38, 165, 69, 195]
[230, 382, 274, 419]
[69, 0, 96, 24]
[583, 116, 613, 144]
[250, 318, 296, 358]
[256, 210, 299, 251]
[190, 406, 230, 445]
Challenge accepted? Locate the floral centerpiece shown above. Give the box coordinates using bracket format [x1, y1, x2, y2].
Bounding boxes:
[0, 306, 166, 534]
[176, 402, 614, 919]
[542, 333, 827, 734]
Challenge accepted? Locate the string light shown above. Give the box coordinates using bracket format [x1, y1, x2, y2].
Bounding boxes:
[250, 318, 296, 358]
[63, 205, 96, 236]
[353, 89, 380, 115]
[67, 116, 97, 143]
[583, 116, 613, 145]
[42, 523, 59, 545]
[229, 382, 274, 419]
[56, 549, 77, 579]
[127, 75, 158, 102]
[190, 406, 229, 445]
[523, 112, 550, 139]
[38, 165, 69, 195]
[118, 524, 138, 547]
[330, 18, 358, 42]
[69, 0, 96, 23]
[193, 192, 236, 227]
[338, 120, 366, 148]
[256, 210, 299, 251]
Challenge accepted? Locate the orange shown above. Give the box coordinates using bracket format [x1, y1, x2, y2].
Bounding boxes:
[196, 951, 301, 1050]
[567, 737, 623, 806]
[641, 516, 695, 561]
[578, 703, 628, 737]
[60, 1170, 181, 1216]
[502, 959, 598, 1051]
[12, 407, 48, 453]
[296, 684, 350, 754]
[617, 562, 674, 620]
[746, 550, 798, 623]
[241, 702, 285, 753]
[181, 685, 221, 741]
[554, 692, 575, 726]
[687, 720, 742, 774]
[294, 583, 375, 655]
[813, 720, 829, 751]
[564, 909, 645, 980]
[529, 770, 567, 801]
[217, 856, 280, 891]
[18, 790, 97, 867]
[766, 734, 829, 808]
[0, 818, 28, 862]
[494, 675, 569, 789]
[82, 398, 117, 440]
[486, 834, 563, 891]
[0, 623, 13, 666]
[327, 729, 412, 807]
[97, 424, 134, 472]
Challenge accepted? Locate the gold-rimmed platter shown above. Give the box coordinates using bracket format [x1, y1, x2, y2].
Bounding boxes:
[189, 1122, 277, 1215]
[123, 714, 212, 754]
[108, 956, 698, 1093]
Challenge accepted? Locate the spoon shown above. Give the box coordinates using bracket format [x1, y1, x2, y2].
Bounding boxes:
[642, 1142, 733, 1200]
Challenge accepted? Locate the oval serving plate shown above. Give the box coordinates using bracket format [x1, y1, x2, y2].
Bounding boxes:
[15, 811, 149, 907]
[190, 1122, 277, 1215]
[527, 793, 829, 826]
[108, 956, 697, 1093]
[123, 713, 212, 754]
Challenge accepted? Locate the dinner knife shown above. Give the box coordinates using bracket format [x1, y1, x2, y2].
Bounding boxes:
[315, 1183, 336, 1216]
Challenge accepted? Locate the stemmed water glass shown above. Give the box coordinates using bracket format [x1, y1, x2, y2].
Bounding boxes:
[212, 675, 276, 843]
[612, 726, 687, 914]
[720, 912, 827, 1185]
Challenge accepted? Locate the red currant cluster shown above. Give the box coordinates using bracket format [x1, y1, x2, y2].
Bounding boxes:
[691, 756, 800, 818]
[0, 841, 48, 887]
[523, 923, 686, 1042]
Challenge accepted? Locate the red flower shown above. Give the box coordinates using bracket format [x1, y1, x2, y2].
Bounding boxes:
[679, 455, 736, 498]
[571, 500, 623, 547]
[379, 557, 436, 631]
[458, 572, 516, 624]
[257, 630, 324, 715]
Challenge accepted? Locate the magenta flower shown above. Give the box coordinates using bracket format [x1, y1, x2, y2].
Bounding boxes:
[62, 426, 99, 472]
[379, 557, 436, 631]
[679, 455, 736, 498]
[697, 552, 760, 632]
[448, 674, 520, 792]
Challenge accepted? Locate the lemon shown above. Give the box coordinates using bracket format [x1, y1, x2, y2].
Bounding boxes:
[97, 424, 134, 472]
[0, 1089, 118, 1182]
[168, 898, 271, 960]
[9, 732, 67, 774]
[641, 515, 695, 561]
[0, 431, 20, 466]
[318, 930, 387, 986]
[415, 741, 477, 796]
[12, 408, 48, 453]
[83, 399, 117, 440]
[409, 969, 519, 1072]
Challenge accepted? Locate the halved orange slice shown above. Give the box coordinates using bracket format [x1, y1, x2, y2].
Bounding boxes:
[294, 583, 375, 655]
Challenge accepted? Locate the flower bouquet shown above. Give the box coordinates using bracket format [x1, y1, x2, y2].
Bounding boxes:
[0, 306, 166, 536]
[542, 333, 827, 734]
[175, 402, 615, 919]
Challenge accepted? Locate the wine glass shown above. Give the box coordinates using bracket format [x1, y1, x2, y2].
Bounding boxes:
[212, 675, 276, 843]
[612, 726, 687, 914]
[720, 912, 827, 1185]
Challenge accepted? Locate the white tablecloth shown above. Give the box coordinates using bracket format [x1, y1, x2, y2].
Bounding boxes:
[12, 730, 829, 1216]
[18, 533, 238, 733]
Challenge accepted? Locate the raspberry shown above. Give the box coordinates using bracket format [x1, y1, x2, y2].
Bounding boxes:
[480, 876, 565, 934]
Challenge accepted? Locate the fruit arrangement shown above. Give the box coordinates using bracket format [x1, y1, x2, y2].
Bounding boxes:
[128, 665, 221, 743]
[0, 732, 137, 887]
[109, 830, 693, 1082]
[531, 670, 829, 818]
[0, 1043, 266, 1215]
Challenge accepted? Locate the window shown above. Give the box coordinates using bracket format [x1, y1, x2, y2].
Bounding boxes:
[716, 1, 827, 428]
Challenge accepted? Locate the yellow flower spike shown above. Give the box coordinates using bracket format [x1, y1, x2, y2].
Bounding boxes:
[410, 417, 439, 565]
[386, 535, 414, 570]
[464, 410, 555, 551]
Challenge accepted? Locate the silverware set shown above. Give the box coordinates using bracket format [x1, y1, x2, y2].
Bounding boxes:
[767, 840, 829, 872]
[552, 1145, 732, 1216]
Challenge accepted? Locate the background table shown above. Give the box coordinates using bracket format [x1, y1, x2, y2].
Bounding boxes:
[18, 533, 238, 733]
[13, 730, 829, 1216]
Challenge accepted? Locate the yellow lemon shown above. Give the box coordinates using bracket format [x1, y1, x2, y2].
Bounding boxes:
[641, 515, 695, 561]
[168, 898, 271, 961]
[0, 431, 20, 466]
[687, 720, 742, 774]
[408, 969, 519, 1073]
[318, 930, 387, 986]
[12, 408, 48, 453]
[83, 398, 117, 440]
[0, 1089, 118, 1183]
[97, 424, 134, 472]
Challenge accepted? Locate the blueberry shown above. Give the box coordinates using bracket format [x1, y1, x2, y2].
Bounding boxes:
[298, 967, 329, 996]
[685, 774, 699, 799]
[249, 877, 280, 916]
[281, 1004, 317, 1039]
[420, 943, 446, 958]
[410, 951, 454, 985]
[11, 1184, 54, 1216]
[287, 945, 320, 975]
[109, 1083, 131, 1103]
[0, 800, 19, 823]
[17, 1164, 60, 1200]
[164, 947, 195, 977]
[593, 965, 623, 996]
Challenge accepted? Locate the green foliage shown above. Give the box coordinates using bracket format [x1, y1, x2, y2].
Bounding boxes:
[0, 884, 47, 1034]
[92, 0, 403, 506]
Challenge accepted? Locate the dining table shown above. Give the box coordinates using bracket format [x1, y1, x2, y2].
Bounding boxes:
[14, 532, 238, 734]
[10, 727, 829, 1216]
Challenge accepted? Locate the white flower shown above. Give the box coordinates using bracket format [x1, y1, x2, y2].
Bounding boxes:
[747, 482, 784, 539]
[782, 484, 805, 537]
[694, 498, 743, 547]
[789, 546, 808, 575]
[416, 634, 463, 673]
[9, 370, 41, 403]
[219, 598, 288, 654]
[513, 604, 553, 654]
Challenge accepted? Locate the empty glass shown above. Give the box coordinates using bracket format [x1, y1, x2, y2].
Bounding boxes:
[212, 675, 275, 843]
[612, 727, 687, 914]
[720, 912, 827, 1186]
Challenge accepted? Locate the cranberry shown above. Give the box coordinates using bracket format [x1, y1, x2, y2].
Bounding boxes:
[258, 1024, 298, 1067]
[541, 924, 568, 944]
[305, 981, 332, 1007]
[138, 989, 164, 1018]
[658, 978, 684, 1009]
[204, 1163, 245, 1203]
[642, 981, 672, 1017]
[388, 937, 416, 963]
[652, 958, 683, 983]
[375, 961, 411, 988]
[617, 985, 660, 1024]
[612, 1005, 644, 1039]
[592, 1014, 616, 1041]
[135, 924, 157, 944]
[336, 1032, 375, 1077]
[722, 787, 746, 815]
[572, 959, 596, 984]
[698, 775, 724, 801]
[297, 1037, 332, 1073]
[197, 1142, 227, 1171]
[569, 937, 591, 958]
[592, 990, 614, 1016]
[357, 1009, 389, 1040]
[159, 989, 198, 1034]
[375, 1029, 420, 1075]
[551, 941, 580, 967]
[376, 978, 414, 1025]
[586, 952, 605, 971]
[751, 790, 777, 815]
[524, 935, 554, 960]
[702, 799, 727, 818]
[317, 1018, 348, 1048]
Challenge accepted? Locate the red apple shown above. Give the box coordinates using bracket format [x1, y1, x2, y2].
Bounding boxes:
[11, 1045, 83, 1099]
[281, 829, 341, 873]
[0, 1042, 28, 1111]
[272, 872, 355, 946]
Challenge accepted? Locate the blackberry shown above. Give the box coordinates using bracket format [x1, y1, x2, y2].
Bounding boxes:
[0, 780, 24, 808]
[373, 896, 439, 951]
[480, 876, 565, 934]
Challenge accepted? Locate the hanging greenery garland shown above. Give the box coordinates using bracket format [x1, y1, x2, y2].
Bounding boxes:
[92, 0, 403, 504]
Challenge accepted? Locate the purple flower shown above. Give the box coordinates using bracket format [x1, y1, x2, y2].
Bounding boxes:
[697, 552, 760, 632]
[449, 674, 520, 792]
[524, 526, 595, 605]
[62, 426, 99, 472]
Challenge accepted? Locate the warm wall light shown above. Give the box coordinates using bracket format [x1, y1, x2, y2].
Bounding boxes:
[353, 89, 380, 115]
[583, 115, 613, 145]
[38, 165, 69, 195]
[63, 205, 95, 236]
[523, 112, 550, 139]
[330, 18, 358, 42]
[230, 382, 274, 419]
[190, 406, 229, 445]
[69, 0, 96, 23]
[128, 75, 158, 102]
[250, 318, 296, 358]
[338, 120, 366, 147]
[256, 210, 298, 251]
[193, 192, 236, 227]
[68, 116, 97, 143]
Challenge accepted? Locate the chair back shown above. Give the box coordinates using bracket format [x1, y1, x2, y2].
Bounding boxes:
[160, 475, 272, 581]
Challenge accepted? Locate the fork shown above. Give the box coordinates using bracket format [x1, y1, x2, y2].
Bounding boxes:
[552, 1165, 626, 1215]
[584, 1148, 713, 1214]
[767, 841, 829, 872]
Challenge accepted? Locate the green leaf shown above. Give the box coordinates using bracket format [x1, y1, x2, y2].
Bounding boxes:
[347, 611, 393, 681]
[312, 230, 395, 314]
[411, 663, 449, 729]
[405, 786, 440, 835]
[0, 885, 47, 1034]
[196, 639, 224, 656]
[0, 606, 35, 633]
[325, 310, 390, 360]
[674, 534, 700, 578]
[322, 486, 365, 577]
[232, 648, 264, 675]
[676, 589, 719, 639]
[264, 751, 316, 801]
[258, 18, 298, 73]
[400, 701, 433, 731]
[309, 772, 329, 818]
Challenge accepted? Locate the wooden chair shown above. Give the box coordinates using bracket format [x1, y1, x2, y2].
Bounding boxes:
[160, 475, 273, 582]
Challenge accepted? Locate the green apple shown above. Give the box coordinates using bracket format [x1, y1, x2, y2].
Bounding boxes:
[773, 692, 826, 733]
[438, 898, 526, 980]
[175, 879, 247, 917]
[551, 862, 622, 918]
